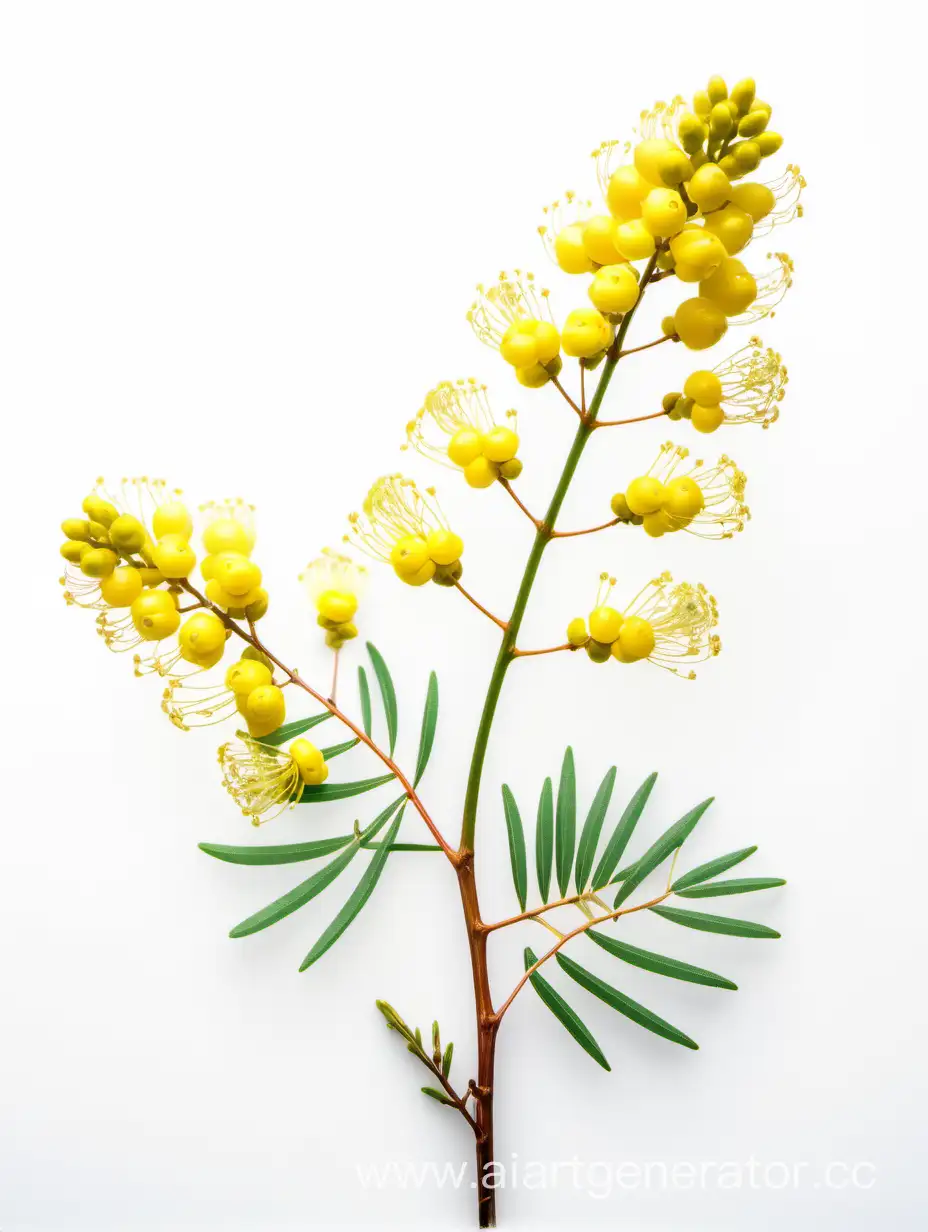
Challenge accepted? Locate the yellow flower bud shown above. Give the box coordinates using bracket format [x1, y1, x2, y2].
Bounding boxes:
[668, 229, 726, 283]
[80, 547, 119, 578]
[131, 589, 180, 641]
[226, 658, 273, 694]
[554, 223, 595, 274]
[686, 163, 732, 213]
[561, 309, 612, 359]
[179, 610, 227, 664]
[663, 476, 705, 519]
[99, 565, 144, 607]
[81, 495, 118, 527]
[447, 427, 484, 467]
[426, 529, 464, 566]
[290, 738, 327, 785]
[614, 616, 655, 661]
[213, 553, 261, 597]
[589, 605, 623, 644]
[152, 534, 196, 579]
[625, 476, 667, 516]
[390, 535, 431, 578]
[691, 404, 725, 433]
[702, 204, 754, 255]
[737, 110, 768, 139]
[582, 215, 623, 265]
[464, 457, 499, 488]
[634, 138, 682, 187]
[641, 188, 687, 238]
[729, 182, 776, 223]
[684, 370, 723, 405]
[498, 458, 523, 481]
[108, 515, 147, 554]
[730, 78, 756, 114]
[588, 264, 640, 314]
[707, 76, 728, 104]
[61, 518, 92, 541]
[606, 165, 651, 221]
[673, 298, 729, 350]
[756, 132, 783, 158]
[586, 640, 612, 664]
[613, 219, 656, 261]
[152, 501, 193, 539]
[202, 518, 252, 557]
[566, 617, 588, 647]
[244, 684, 286, 739]
[60, 540, 89, 563]
[709, 102, 734, 138]
[700, 257, 758, 315]
[482, 425, 520, 463]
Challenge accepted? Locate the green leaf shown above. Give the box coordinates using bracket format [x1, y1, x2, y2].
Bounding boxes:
[255, 712, 333, 747]
[586, 929, 737, 990]
[501, 785, 528, 911]
[672, 845, 758, 891]
[299, 808, 405, 970]
[442, 1042, 454, 1076]
[555, 952, 698, 1050]
[676, 877, 786, 899]
[299, 772, 395, 803]
[367, 642, 398, 756]
[229, 797, 404, 938]
[319, 737, 360, 761]
[536, 777, 554, 903]
[591, 772, 657, 890]
[555, 747, 577, 898]
[358, 667, 372, 737]
[575, 766, 617, 892]
[362, 841, 440, 853]
[199, 835, 353, 866]
[650, 904, 780, 939]
[524, 947, 610, 1070]
[613, 797, 714, 908]
[413, 672, 439, 787]
[421, 1086, 456, 1107]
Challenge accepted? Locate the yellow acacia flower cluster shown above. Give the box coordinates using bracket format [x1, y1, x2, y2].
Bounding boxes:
[219, 735, 328, 826]
[567, 573, 720, 679]
[347, 474, 465, 588]
[300, 549, 367, 650]
[404, 379, 523, 489]
[611, 442, 749, 539]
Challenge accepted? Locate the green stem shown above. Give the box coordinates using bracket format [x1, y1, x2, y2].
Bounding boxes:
[458, 250, 661, 853]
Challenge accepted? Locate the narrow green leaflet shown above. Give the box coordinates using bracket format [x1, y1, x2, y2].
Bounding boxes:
[555, 747, 577, 898]
[421, 1086, 456, 1107]
[524, 947, 610, 1071]
[672, 845, 758, 891]
[319, 738, 360, 760]
[299, 772, 395, 804]
[255, 712, 333, 748]
[228, 797, 404, 938]
[575, 766, 617, 892]
[650, 904, 781, 939]
[299, 809, 405, 970]
[413, 672, 439, 786]
[501, 785, 528, 911]
[536, 777, 554, 903]
[358, 666, 373, 737]
[366, 643, 398, 756]
[676, 877, 786, 899]
[199, 835, 353, 866]
[442, 1042, 454, 1076]
[586, 929, 737, 990]
[591, 772, 657, 891]
[555, 951, 698, 1050]
[613, 797, 713, 908]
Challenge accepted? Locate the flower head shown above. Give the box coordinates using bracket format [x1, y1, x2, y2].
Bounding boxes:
[567, 572, 720, 678]
[612, 442, 749, 539]
[347, 475, 464, 588]
[218, 735, 328, 827]
[300, 549, 367, 649]
[468, 271, 562, 388]
[404, 379, 522, 488]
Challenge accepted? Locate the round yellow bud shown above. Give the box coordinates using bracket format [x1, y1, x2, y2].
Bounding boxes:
[756, 132, 783, 158]
[686, 163, 732, 213]
[589, 605, 623, 644]
[514, 363, 547, 388]
[586, 640, 612, 664]
[707, 75, 727, 104]
[532, 322, 561, 363]
[151, 534, 196, 579]
[709, 102, 734, 138]
[130, 589, 180, 641]
[464, 457, 499, 488]
[290, 738, 328, 785]
[213, 552, 261, 596]
[390, 535, 430, 578]
[426, 529, 464, 566]
[610, 492, 632, 521]
[691, 404, 725, 433]
[673, 298, 729, 350]
[108, 515, 147, 554]
[317, 589, 357, 624]
[561, 309, 611, 359]
[244, 685, 286, 738]
[448, 427, 484, 467]
[99, 566, 144, 607]
[500, 319, 559, 368]
[730, 78, 755, 114]
[729, 141, 761, 174]
[482, 426, 520, 463]
[82, 495, 118, 527]
[660, 315, 677, 337]
[606, 165, 651, 221]
[668, 229, 726, 283]
[138, 567, 164, 587]
[634, 138, 681, 187]
[226, 659, 272, 695]
[664, 476, 705, 519]
[399, 559, 437, 587]
[700, 257, 758, 315]
[80, 548, 119, 578]
[335, 620, 358, 641]
[703, 204, 754, 255]
[498, 458, 523, 481]
[738, 110, 768, 139]
[642, 510, 674, 537]
[692, 90, 711, 119]
[554, 223, 595, 274]
[200, 554, 220, 581]
[179, 610, 227, 663]
[202, 517, 253, 557]
[60, 540, 89, 563]
[730, 182, 775, 223]
[152, 501, 193, 539]
[613, 219, 657, 261]
[616, 616, 655, 662]
[566, 617, 588, 647]
[61, 518, 92, 541]
[581, 215, 622, 266]
[588, 264, 640, 314]
[625, 476, 667, 516]
[684, 370, 723, 405]
[677, 113, 707, 155]
[657, 147, 694, 187]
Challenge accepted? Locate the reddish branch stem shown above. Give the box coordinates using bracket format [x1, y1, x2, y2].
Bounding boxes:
[454, 581, 508, 631]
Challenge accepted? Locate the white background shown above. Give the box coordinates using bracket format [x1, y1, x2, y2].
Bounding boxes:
[1, 2, 923, 1229]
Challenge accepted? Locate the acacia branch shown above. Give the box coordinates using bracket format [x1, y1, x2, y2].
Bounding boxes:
[499, 478, 542, 529]
[550, 516, 622, 539]
[454, 581, 508, 631]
